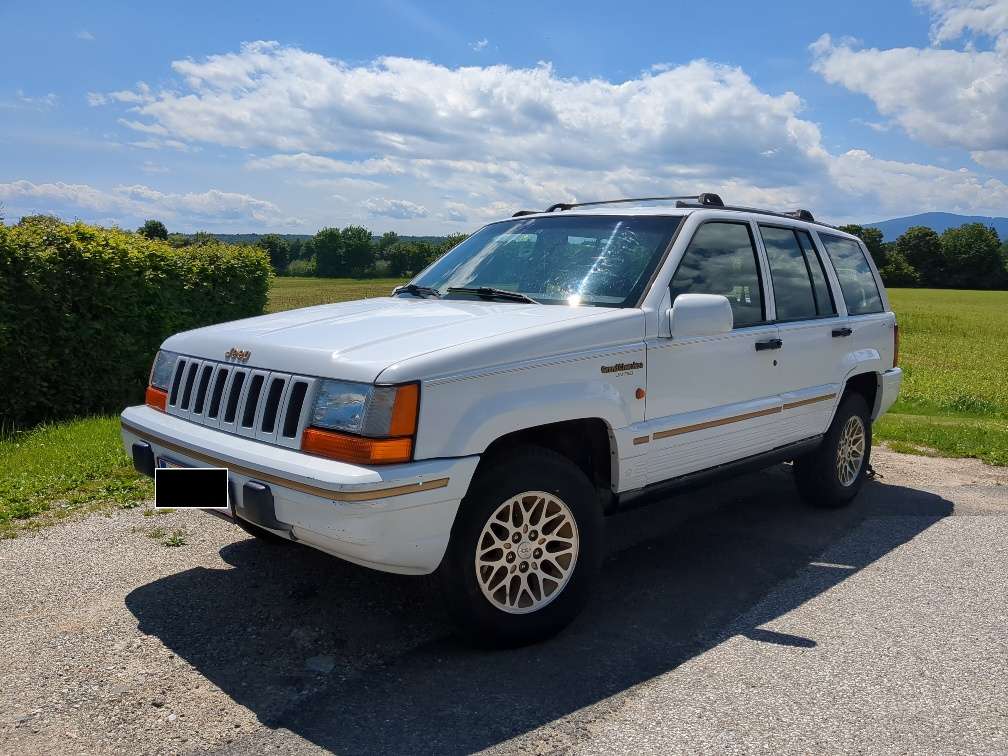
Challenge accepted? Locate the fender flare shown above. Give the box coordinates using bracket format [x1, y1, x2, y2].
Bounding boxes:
[435, 380, 629, 459]
[837, 349, 884, 418]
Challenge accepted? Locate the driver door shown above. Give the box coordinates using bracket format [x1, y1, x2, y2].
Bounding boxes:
[644, 220, 782, 485]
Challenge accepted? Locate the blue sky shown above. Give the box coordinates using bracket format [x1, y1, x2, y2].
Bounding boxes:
[2, 0, 1007, 233]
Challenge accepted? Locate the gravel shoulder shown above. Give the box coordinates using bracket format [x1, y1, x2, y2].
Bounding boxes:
[1, 448, 1006, 756]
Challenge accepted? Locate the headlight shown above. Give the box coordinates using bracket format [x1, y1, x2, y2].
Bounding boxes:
[304, 380, 420, 464]
[309, 380, 371, 433]
[149, 350, 179, 390]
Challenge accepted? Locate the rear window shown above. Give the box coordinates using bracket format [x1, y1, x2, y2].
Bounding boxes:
[818, 234, 884, 315]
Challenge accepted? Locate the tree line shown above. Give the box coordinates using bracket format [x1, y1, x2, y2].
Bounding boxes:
[135, 217, 1008, 288]
[137, 219, 466, 278]
[838, 222, 1008, 290]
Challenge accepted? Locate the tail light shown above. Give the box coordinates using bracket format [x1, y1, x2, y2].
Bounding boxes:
[893, 323, 900, 368]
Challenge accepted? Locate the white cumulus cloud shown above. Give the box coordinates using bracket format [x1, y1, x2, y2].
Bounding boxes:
[0, 180, 300, 229]
[813, 1, 1008, 169]
[917, 0, 1008, 44]
[49, 36, 1008, 228]
[364, 197, 429, 219]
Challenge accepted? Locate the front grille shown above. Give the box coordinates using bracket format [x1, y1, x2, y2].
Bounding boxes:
[165, 356, 316, 450]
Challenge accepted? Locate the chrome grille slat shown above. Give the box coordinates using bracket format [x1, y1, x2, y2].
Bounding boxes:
[178, 361, 200, 411]
[281, 381, 310, 440]
[259, 374, 290, 440]
[206, 365, 230, 421]
[220, 369, 248, 430]
[165, 357, 315, 449]
[236, 371, 268, 437]
[168, 359, 188, 406]
[191, 364, 213, 416]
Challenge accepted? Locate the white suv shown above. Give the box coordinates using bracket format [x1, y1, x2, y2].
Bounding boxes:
[121, 193, 901, 646]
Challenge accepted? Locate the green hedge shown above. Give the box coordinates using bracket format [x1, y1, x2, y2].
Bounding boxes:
[0, 220, 273, 427]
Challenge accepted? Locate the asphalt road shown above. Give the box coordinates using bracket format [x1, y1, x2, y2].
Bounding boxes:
[1, 448, 1006, 755]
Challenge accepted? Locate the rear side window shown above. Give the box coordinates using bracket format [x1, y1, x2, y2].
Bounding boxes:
[759, 225, 818, 320]
[819, 234, 884, 315]
[796, 231, 836, 316]
[670, 222, 765, 327]
[759, 225, 838, 320]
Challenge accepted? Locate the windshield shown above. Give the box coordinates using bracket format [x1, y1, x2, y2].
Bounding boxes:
[411, 215, 683, 307]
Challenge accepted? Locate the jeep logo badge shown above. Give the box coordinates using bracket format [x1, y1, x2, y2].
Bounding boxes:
[225, 347, 251, 363]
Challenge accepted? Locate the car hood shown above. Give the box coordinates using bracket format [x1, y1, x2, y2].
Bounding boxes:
[162, 297, 626, 383]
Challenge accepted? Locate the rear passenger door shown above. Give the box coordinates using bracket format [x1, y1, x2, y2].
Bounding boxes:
[816, 231, 894, 375]
[757, 224, 845, 442]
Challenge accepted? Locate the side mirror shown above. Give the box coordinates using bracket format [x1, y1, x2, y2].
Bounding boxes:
[668, 293, 734, 338]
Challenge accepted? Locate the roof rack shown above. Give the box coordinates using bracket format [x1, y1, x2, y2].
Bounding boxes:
[526, 192, 816, 223]
[543, 193, 724, 213]
[675, 198, 815, 223]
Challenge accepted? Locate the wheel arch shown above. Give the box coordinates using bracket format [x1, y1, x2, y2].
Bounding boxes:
[842, 370, 881, 419]
[473, 418, 617, 512]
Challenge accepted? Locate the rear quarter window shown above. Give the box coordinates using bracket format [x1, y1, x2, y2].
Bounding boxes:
[818, 234, 884, 315]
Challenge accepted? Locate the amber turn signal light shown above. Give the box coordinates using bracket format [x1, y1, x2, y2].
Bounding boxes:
[301, 428, 413, 465]
[145, 385, 168, 412]
[388, 383, 420, 437]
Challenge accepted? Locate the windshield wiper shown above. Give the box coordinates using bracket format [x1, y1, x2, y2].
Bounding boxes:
[446, 287, 540, 304]
[393, 283, 441, 298]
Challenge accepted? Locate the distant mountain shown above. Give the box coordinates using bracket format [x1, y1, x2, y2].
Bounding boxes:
[866, 212, 1008, 241]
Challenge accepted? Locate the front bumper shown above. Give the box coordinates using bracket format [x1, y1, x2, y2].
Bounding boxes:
[121, 405, 479, 574]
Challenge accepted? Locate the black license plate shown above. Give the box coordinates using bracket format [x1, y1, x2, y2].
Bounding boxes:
[154, 462, 230, 509]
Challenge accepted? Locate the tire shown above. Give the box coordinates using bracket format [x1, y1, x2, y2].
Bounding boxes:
[794, 392, 872, 508]
[436, 446, 603, 647]
[235, 516, 291, 544]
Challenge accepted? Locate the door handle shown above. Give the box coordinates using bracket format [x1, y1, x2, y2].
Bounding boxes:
[832, 327, 853, 338]
[755, 338, 783, 351]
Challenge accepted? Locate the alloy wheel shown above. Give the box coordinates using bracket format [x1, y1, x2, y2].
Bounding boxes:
[836, 415, 866, 487]
[474, 490, 579, 614]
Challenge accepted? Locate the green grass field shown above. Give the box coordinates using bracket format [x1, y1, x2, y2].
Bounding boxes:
[0, 417, 151, 538]
[267, 277, 406, 313]
[1, 282, 1005, 537]
[874, 288, 1008, 465]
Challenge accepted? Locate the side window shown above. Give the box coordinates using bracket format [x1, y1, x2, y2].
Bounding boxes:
[670, 222, 765, 327]
[759, 225, 817, 321]
[819, 234, 884, 315]
[795, 231, 836, 316]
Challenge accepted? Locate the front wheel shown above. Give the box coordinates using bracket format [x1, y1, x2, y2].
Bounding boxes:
[794, 392, 872, 508]
[436, 447, 603, 647]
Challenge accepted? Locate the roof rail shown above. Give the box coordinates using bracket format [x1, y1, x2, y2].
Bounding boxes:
[542, 192, 724, 213]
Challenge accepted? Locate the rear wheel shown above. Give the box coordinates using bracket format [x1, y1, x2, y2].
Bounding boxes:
[794, 392, 872, 508]
[437, 447, 603, 647]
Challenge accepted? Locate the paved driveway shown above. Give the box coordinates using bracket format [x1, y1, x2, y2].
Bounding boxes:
[1, 449, 1006, 755]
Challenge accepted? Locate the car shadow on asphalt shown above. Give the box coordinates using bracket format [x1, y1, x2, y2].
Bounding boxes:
[125, 464, 953, 755]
